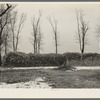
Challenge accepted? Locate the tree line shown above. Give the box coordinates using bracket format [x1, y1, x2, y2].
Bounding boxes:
[0, 4, 100, 66]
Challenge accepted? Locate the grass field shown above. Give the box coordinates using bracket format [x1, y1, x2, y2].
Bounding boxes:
[0, 68, 100, 88]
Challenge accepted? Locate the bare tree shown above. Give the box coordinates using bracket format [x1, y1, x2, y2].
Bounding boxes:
[0, 4, 13, 66]
[48, 16, 59, 54]
[3, 24, 12, 55]
[10, 11, 26, 52]
[75, 10, 89, 54]
[0, 4, 11, 47]
[10, 11, 17, 52]
[15, 13, 26, 52]
[4, 28, 9, 55]
[31, 11, 41, 54]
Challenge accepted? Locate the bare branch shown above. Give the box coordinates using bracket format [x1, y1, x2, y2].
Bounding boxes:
[48, 15, 59, 54]
[0, 4, 12, 17]
[75, 9, 89, 54]
[31, 11, 42, 54]
[15, 13, 26, 52]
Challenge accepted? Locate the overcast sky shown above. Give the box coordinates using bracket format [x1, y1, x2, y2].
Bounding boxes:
[13, 2, 100, 54]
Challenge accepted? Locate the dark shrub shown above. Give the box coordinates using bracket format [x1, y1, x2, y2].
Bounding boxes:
[3, 52, 29, 67]
[63, 52, 81, 60]
[63, 52, 100, 66]
[3, 52, 65, 67]
[3, 52, 100, 67]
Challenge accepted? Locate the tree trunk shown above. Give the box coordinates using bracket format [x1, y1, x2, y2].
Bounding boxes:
[34, 39, 37, 55]
[5, 36, 7, 55]
[81, 52, 83, 60]
[81, 35, 85, 57]
[55, 42, 57, 54]
[33, 40, 36, 55]
[81, 36, 84, 54]
[36, 38, 38, 54]
[13, 32, 15, 52]
[37, 42, 40, 54]
[81, 34, 85, 60]
[55, 32, 58, 54]
[15, 35, 19, 52]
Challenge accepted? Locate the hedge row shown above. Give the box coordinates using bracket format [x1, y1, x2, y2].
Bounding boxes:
[3, 52, 65, 67]
[63, 52, 100, 66]
[2, 52, 100, 67]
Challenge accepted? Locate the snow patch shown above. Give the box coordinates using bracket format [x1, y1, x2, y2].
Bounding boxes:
[0, 77, 51, 88]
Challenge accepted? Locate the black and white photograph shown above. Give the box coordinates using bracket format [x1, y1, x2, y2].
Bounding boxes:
[1, 2, 100, 91]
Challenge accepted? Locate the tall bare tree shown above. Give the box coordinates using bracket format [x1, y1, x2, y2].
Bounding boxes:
[15, 13, 26, 52]
[10, 11, 17, 52]
[3, 24, 12, 55]
[0, 4, 12, 66]
[75, 10, 89, 54]
[48, 16, 59, 54]
[31, 11, 42, 54]
[10, 11, 26, 52]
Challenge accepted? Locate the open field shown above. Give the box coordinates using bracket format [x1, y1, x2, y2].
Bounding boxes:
[0, 67, 100, 88]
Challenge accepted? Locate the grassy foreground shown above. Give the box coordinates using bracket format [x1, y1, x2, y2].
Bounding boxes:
[0, 68, 100, 88]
